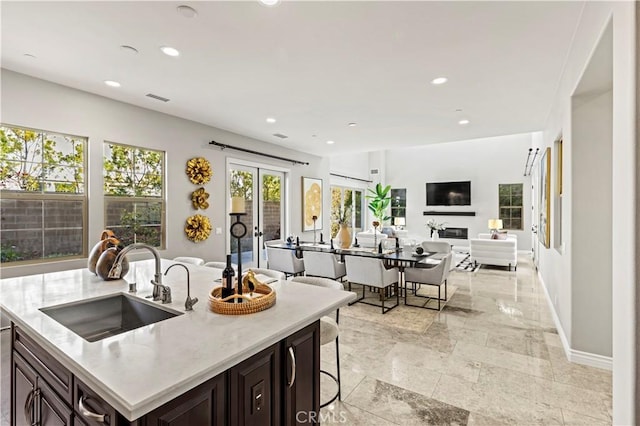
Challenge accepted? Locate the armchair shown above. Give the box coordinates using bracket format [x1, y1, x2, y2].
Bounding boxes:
[302, 250, 346, 281]
[265, 247, 305, 278]
[404, 252, 453, 310]
[344, 256, 399, 314]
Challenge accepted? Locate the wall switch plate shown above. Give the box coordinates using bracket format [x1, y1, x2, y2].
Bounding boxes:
[251, 381, 264, 414]
[215, 227, 222, 235]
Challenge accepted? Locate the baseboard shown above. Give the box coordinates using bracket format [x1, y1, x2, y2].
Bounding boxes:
[569, 348, 612, 370]
[537, 269, 612, 371]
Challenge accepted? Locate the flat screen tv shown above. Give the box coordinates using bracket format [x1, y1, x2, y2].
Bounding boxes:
[426, 181, 471, 206]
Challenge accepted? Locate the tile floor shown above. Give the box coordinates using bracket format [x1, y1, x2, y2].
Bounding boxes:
[319, 255, 612, 425]
[0, 255, 612, 425]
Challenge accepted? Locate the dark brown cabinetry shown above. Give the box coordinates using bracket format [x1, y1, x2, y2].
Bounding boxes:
[283, 323, 320, 425]
[11, 320, 319, 426]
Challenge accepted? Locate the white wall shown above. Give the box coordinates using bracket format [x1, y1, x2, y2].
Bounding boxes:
[534, 2, 636, 423]
[0, 70, 329, 278]
[571, 89, 612, 357]
[383, 134, 533, 250]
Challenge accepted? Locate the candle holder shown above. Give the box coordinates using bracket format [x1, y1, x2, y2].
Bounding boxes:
[372, 220, 380, 252]
[312, 215, 318, 245]
[230, 213, 247, 303]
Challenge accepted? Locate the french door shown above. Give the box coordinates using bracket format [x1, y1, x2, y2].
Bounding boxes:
[228, 162, 286, 268]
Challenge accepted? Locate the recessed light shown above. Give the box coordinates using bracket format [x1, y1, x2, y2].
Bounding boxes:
[259, 0, 280, 6]
[266, 117, 276, 123]
[348, 122, 357, 127]
[326, 140, 335, 145]
[120, 45, 138, 54]
[431, 77, 448, 85]
[160, 46, 180, 57]
[458, 119, 470, 125]
[177, 5, 198, 18]
[104, 80, 121, 88]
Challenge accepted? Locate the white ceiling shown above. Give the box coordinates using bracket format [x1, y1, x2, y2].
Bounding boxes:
[1, 1, 584, 156]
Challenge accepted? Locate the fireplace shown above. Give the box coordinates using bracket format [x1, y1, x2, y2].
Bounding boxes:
[435, 227, 468, 239]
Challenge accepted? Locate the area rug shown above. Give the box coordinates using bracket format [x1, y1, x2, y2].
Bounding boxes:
[341, 285, 458, 333]
[455, 254, 479, 272]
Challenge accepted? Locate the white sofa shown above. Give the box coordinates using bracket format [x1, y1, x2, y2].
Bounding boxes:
[355, 229, 388, 248]
[469, 233, 518, 271]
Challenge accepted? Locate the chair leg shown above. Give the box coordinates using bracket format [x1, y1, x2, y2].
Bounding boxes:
[444, 279, 447, 301]
[438, 285, 441, 310]
[335, 336, 341, 401]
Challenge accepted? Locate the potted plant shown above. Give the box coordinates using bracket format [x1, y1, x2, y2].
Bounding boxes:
[366, 183, 391, 226]
[426, 219, 446, 240]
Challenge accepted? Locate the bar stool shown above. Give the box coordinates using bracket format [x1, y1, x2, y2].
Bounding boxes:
[291, 276, 343, 407]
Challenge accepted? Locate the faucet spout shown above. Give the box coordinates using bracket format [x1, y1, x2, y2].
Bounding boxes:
[109, 243, 167, 302]
[164, 263, 198, 311]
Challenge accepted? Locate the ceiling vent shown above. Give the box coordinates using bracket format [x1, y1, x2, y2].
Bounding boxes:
[370, 169, 379, 175]
[272, 133, 288, 139]
[145, 93, 170, 102]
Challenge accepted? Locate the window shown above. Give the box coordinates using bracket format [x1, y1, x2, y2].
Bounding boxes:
[390, 188, 406, 224]
[0, 125, 86, 263]
[103, 142, 165, 247]
[498, 183, 523, 230]
[330, 186, 363, 238]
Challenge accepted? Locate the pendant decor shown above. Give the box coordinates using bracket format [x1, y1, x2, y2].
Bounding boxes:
[191, 187, 210, 210]
[186, 157, 213, 185]
[185, 214, 212, 242]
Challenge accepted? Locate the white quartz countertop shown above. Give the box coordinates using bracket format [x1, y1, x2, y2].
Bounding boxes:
[0, 259, 356, 420]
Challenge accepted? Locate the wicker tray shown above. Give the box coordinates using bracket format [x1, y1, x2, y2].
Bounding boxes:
[208, 283, 276, 315]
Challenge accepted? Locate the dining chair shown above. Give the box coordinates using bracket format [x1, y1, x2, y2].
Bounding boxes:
[420, 241, 451, 254]
[302, 251, 346, 281]
[404, 252, 453, 310]
[247, 267, 286, 281]
[203, 261, 237, 272]
[344, 256, 399, 314]
[172, 256, 205, 266]
[265, 247, 305, 278]
[290, 276, 343, 408]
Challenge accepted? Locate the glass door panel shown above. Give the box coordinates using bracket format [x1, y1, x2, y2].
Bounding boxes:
[229, 164, 285, 268]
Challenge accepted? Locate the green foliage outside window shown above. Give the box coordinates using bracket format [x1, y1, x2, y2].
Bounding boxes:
[103, 142, 164, 247]
[499, 183, 523, 230]
[0, 125, 86, 264]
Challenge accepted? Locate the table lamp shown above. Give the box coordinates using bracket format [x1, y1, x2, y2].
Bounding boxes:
[488, 219, 503, 237]
[394, 217, 405, 230]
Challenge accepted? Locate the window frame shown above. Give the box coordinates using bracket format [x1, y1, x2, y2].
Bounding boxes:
[0, 124, 88, 264]
[498, 183, 524, 231]
[103, 141, 166, 249]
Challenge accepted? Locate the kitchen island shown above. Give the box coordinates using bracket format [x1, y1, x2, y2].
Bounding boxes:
[1, 259, 355, 424]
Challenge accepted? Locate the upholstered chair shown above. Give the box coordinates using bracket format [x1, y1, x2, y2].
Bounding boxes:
[246, 267, 286, 281]
[265, 247, 305, 278]
[291, 276, 344, 407]
[344, 256, 399, 314]
[203, 261, 237, 272]
[172, 256, 205, 266]
[404, 252, 453, 310]
[420, 241, 451, 254]
[302, 251, 346, 281]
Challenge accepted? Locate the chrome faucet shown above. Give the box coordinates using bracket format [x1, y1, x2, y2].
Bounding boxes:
[164, 263, 198, 311]
[108, 243, 171, 304]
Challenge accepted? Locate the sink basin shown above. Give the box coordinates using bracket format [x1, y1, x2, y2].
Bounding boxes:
[40, 294, 183, 342]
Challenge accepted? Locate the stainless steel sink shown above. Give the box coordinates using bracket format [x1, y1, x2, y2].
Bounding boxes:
[40, 293, 183, 342]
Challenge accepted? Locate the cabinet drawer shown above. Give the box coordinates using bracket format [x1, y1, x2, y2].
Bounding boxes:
[13, 325, 73, 404]
[74, 379, 119, 426]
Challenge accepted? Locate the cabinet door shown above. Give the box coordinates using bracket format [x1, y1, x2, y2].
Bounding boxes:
[38, 378, 72, 426]
[229, 343, 281, 426]
[283, 321, 320, 426]
[13, 352, 38, 426]
[143, 373, 225, 426]
[12, 352, 72, 426]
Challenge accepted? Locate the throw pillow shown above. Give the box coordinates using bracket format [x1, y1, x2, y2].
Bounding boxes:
[496, 232, 508, 240]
